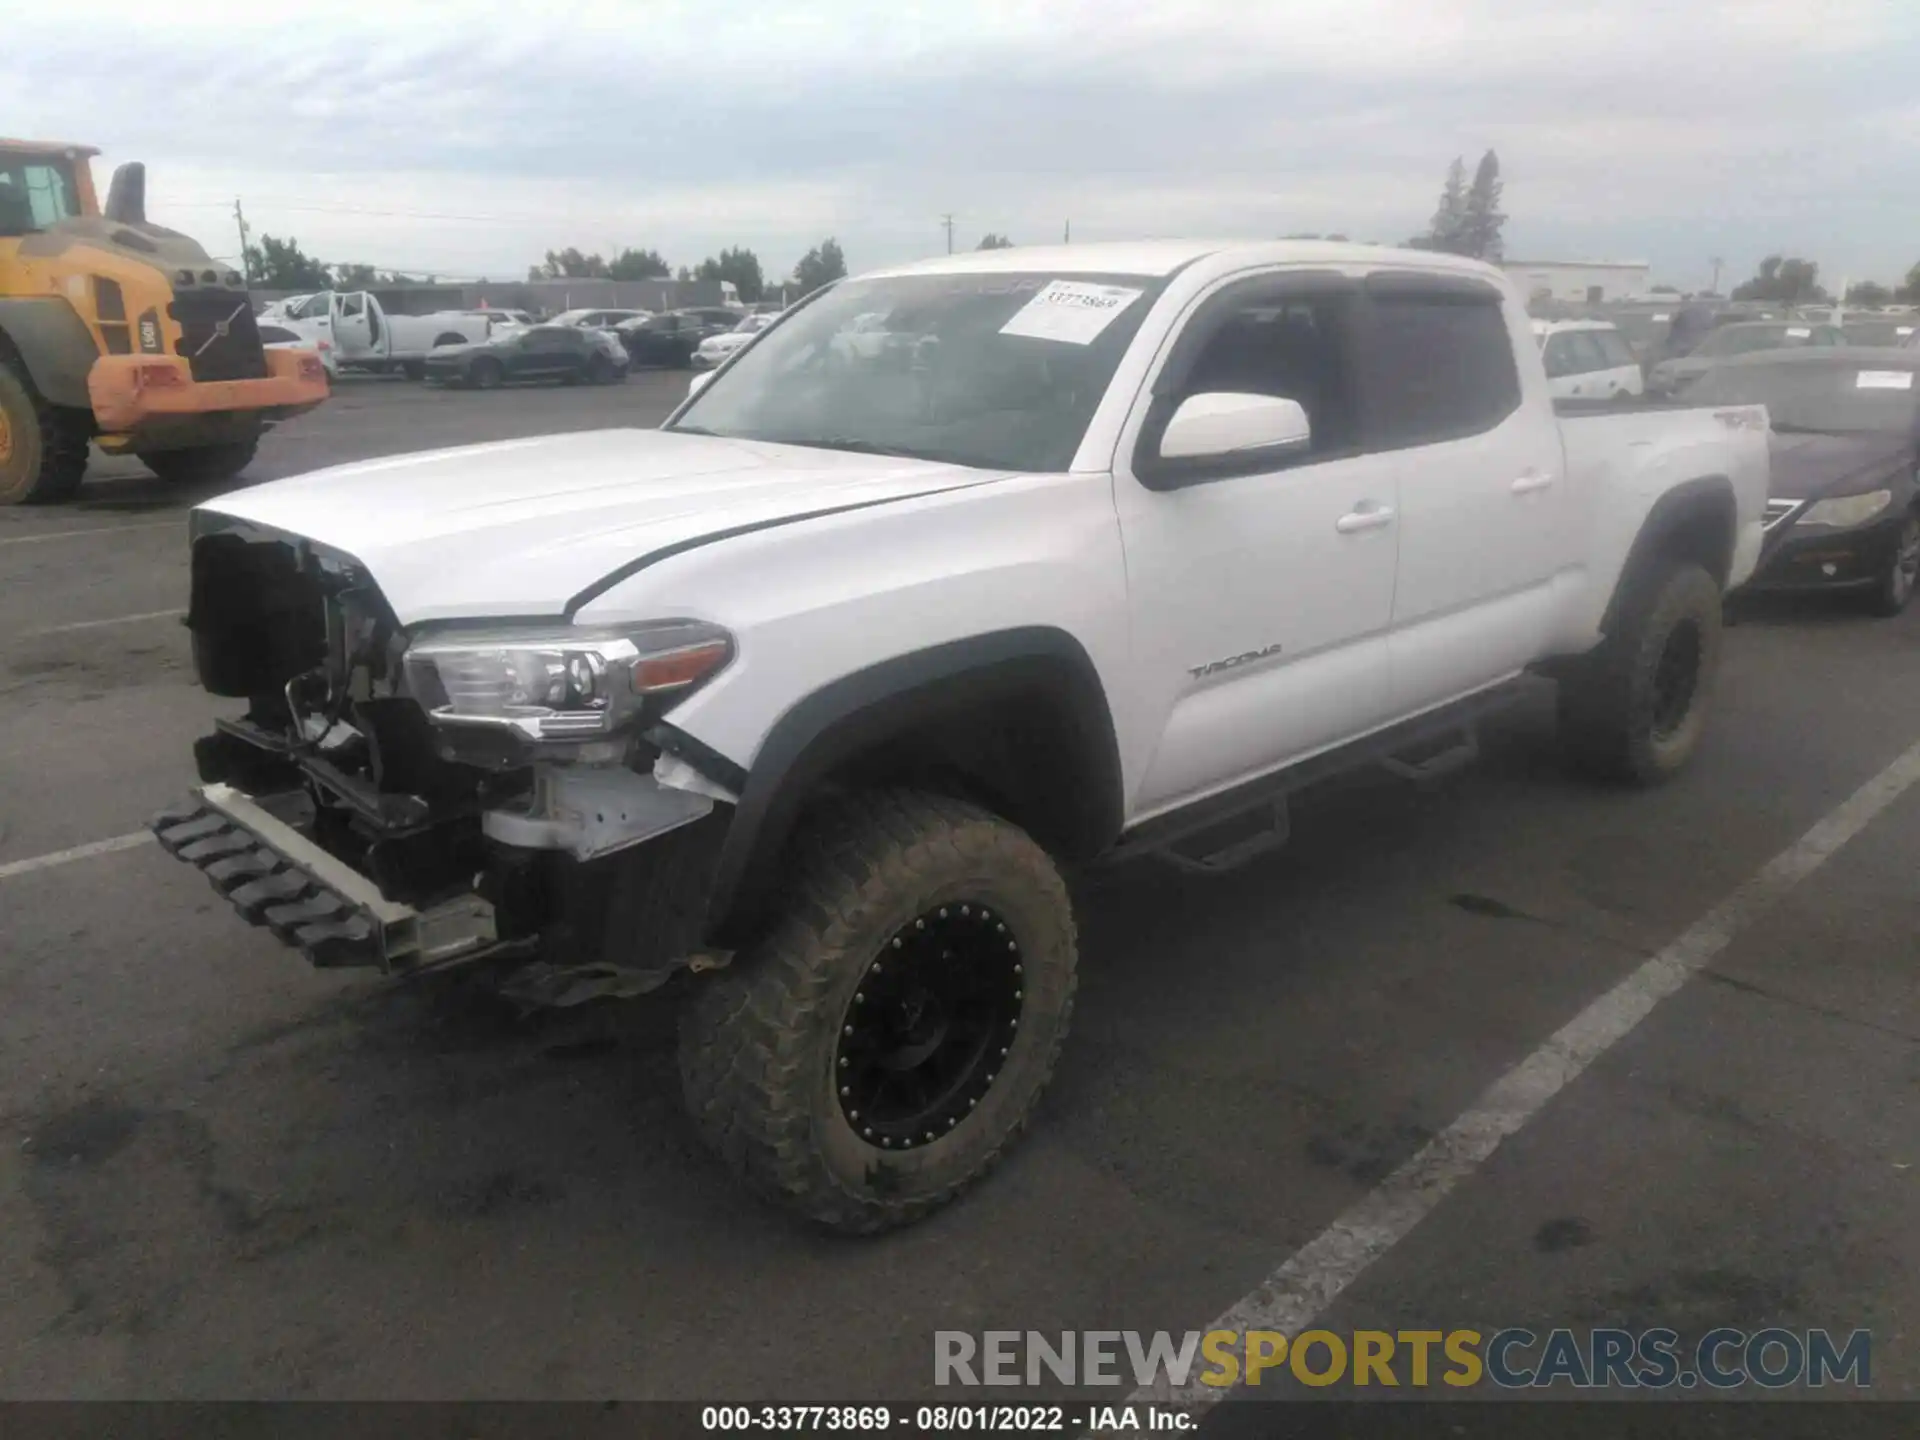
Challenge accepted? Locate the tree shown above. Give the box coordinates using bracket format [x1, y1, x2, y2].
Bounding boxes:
[1732, 255, 1828, 305]
[333, 262, 380, 288]
[608, 247, 671, 281]
[245, 234, 331, 290]
[977, 233, 1015, 250]
[1409, 157, 1468, 252]
[793, 238, 848, 295]
[1457, 150, 1506, 261]
[528, 247, 609, 280]
[1899, 263, 1920, 304]
[1845, 280, 1892, 306]
[694, 246, 764, 302]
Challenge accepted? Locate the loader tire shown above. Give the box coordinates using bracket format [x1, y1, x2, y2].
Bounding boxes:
[0, 362, 89, 505]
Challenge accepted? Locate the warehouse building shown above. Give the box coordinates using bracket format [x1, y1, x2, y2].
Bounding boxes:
[1502, 259, 1654, 304]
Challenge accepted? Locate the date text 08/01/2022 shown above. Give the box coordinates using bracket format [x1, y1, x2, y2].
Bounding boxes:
[700, 1405, 1190, 1433]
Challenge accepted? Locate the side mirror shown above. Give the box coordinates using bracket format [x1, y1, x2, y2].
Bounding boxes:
[687, 370, 717, 398]
[1158, 392, 1311, 464]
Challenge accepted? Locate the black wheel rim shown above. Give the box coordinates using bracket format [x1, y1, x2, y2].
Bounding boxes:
[1650, 619, 1702, 742]
[834, 902, 1025, 1150]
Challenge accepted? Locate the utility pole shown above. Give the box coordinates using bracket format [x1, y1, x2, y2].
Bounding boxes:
[234, 198, 252, 284]
[1064, 220, 1070, 244]
[1709, 255, 1723, 296]
[941, 213, 954, 255]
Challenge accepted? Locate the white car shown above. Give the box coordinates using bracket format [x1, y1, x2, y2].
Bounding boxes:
[1533, 319, 1645, 400]
[691, 312, 777, 370]
[158, 240, 1768, 1233]
[473, 309, 538, 336]
[829, 311, 894, 362]
[549, 308, 651, 331]
[257, 321, 339, 379]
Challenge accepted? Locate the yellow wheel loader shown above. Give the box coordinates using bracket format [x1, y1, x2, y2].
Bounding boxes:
[0, 139, 329, 504]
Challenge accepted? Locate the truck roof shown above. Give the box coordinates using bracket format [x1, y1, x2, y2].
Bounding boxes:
[865, 239, 1504, 283]
[0, 138, 101, 158]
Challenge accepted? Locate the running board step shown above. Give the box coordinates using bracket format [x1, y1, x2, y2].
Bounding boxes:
[1156, 798, 1291, 875]
[1377, 722, 1480, 784]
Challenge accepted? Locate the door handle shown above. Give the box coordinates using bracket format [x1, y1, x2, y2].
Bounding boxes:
[1335, 503, 1396, 534]
[1511, 472, 1557, 495]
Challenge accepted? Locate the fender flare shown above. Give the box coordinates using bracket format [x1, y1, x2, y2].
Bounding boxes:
[1602, 474, 1736, 634]
[699, 627, 1124, 947]
[0, 298, 99, 409]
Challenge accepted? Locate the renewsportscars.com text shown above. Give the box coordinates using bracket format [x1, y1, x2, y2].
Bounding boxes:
[935, 1327, 1871, 1390]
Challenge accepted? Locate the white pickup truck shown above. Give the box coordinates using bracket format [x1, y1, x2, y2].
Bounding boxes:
[275, 290, 491, 378]
[154, 241, 1767, 1232]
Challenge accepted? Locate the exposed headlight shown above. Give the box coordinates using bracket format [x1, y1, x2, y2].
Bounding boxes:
[403, 621, 733, 741]
[1798, 490, 1893, 528]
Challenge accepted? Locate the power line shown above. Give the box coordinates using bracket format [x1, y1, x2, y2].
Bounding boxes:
[165, 199, 534, 223]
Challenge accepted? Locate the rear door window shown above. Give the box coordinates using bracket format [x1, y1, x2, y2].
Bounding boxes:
[1357, 294, 1521, 447]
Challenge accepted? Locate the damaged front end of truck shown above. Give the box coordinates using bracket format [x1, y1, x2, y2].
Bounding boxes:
[153, 515, 740, 1006]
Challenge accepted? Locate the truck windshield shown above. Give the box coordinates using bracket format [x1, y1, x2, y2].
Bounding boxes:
[669, 271, 1168, 472]
[0, 157, 82, 235]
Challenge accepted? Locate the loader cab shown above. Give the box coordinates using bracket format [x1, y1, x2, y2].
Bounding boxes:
[0, 139, 99, 236]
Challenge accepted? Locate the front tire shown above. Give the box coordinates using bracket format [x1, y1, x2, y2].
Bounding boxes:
[1559, 560, 1722, 785]
[138, 439, 259, 486]
[1865, 512, 1920, 617]
[0, 362, 90, 505]
[678, 791, 1077, 1233]
[585, 352, 614, 385]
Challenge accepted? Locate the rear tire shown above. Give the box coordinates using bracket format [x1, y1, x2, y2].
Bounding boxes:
[138, 440, 259, 486]
[1865, 513, 1920, 617]
[1559, 560, 1722, 785]
[471, 358, 504, 391]
[402, 360, 427, 381]
[0, 362, 90, 505]
[678, 790, 1076, 1233]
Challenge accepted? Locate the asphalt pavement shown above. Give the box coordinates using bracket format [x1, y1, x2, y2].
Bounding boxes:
[0, 372, 1913, 1412]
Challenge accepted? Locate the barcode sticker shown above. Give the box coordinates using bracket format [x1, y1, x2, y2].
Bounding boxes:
[1855, 370, 1914, 390]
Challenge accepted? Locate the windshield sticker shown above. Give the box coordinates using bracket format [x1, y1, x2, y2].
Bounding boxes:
[999, 281, 1145, 345]
[1856, 370, 1915, 390]
[1900, 327, 1915, 336]
[1653, 313, 1670, 321]
[1785, 326, 1812, 338]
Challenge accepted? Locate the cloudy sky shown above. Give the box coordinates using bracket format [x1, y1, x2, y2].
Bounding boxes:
[15, 0, 1920, 290]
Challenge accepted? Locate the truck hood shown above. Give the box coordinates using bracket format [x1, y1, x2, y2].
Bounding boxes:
[1767, 430, 1914, 501]
[196, 428, 1003, 623]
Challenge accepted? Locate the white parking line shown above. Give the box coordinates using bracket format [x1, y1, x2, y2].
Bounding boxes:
[0, 831, 153, 882]
[0, 520, 176, 547]
[27, 608, 185, 636]
[1139, 733, 1920, 1412]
